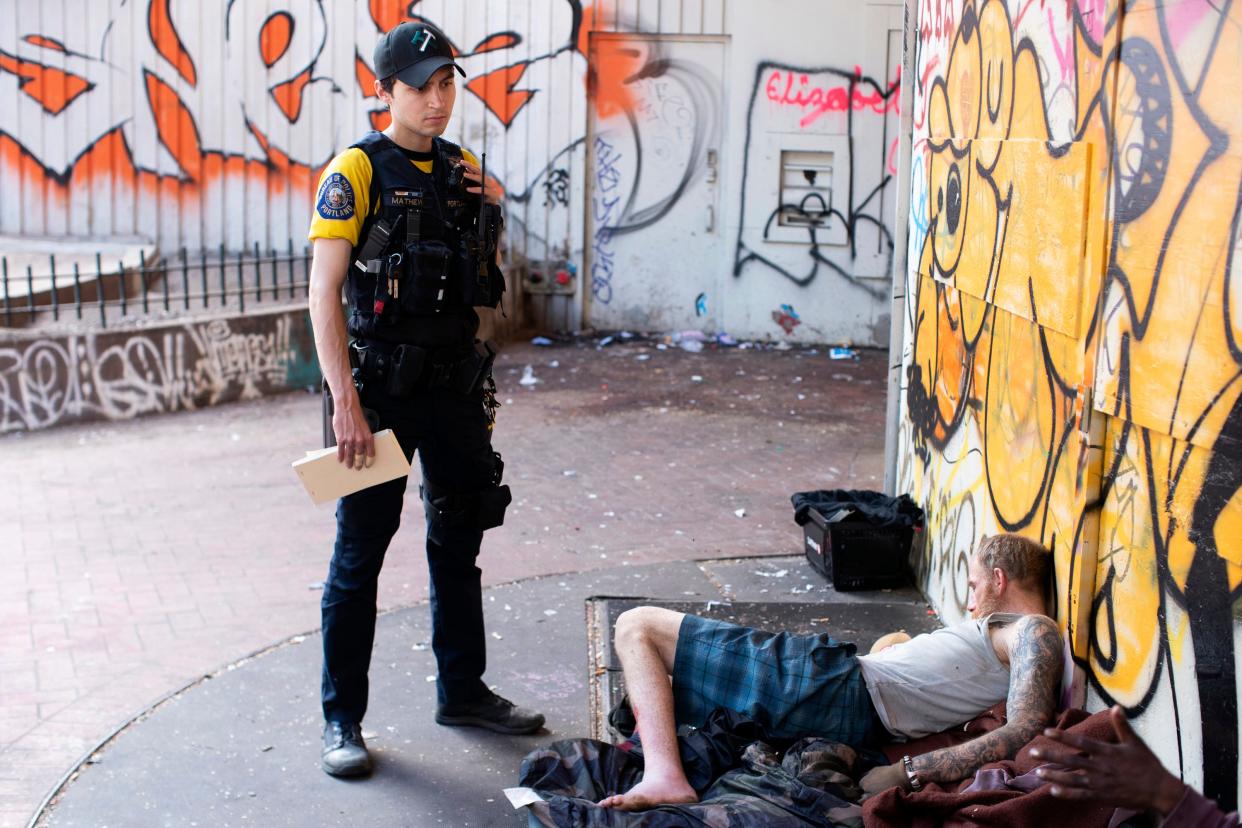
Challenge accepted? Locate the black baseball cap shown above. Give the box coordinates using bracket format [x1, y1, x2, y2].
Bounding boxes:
[374, 22, 466, 89]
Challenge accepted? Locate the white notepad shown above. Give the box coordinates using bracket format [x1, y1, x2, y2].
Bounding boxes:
[292, 429, 410, 505]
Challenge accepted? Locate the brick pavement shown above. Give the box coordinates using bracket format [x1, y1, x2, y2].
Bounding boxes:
[0, 337, 888, 827]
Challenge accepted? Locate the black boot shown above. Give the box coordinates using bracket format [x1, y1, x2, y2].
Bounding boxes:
[321, 721, 372, 777]
[436, 691, 545, 734]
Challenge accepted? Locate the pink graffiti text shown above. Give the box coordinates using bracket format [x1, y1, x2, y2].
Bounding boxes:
[765, 68, 900, 129]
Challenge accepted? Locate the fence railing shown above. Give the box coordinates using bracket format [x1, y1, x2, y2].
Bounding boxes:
[0, 242, 312, 329]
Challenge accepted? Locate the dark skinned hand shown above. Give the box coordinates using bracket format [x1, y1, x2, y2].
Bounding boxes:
[1030, 705, 1186, 815]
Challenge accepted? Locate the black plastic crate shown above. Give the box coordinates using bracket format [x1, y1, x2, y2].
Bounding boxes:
[802, 507, 914, 590]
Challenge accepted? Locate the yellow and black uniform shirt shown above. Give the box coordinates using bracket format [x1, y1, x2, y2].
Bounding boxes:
[307, 142, 480, 247]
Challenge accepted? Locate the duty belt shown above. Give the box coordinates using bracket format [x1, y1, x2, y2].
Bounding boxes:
[350, 339, 494, 398]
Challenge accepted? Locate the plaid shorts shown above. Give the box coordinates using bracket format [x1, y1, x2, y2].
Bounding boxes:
[672, 614, 881, 744]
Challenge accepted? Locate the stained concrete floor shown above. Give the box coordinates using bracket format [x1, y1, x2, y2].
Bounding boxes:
[40, 556, 935, 827]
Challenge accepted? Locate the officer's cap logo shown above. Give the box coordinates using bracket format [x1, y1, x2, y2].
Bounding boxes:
[411, 28, 436, 52]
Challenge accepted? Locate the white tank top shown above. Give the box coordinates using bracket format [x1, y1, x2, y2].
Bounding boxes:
[856, 612, 1020, 739]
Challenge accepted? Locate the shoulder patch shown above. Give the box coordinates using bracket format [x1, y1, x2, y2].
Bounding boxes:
[316, 172, 355, 220]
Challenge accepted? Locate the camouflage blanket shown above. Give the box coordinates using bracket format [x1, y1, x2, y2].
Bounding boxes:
[513, 736, 866, 827]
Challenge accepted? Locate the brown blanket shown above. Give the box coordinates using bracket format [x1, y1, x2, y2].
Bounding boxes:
[864, 708, 1118, 827]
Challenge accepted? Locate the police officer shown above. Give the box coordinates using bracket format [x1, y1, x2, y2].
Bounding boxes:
[307, 21, 544, 778]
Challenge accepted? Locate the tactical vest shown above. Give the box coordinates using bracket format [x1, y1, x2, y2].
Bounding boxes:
[346, 131, 504, 346]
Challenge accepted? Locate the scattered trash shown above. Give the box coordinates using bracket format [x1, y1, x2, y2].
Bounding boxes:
[734, 508, 747, 518]
[491, 632, 503, 640]
[829, 346, 857, 360]
[544, 609, 558, 616]
[290, 635, 306, 644]
[425, 675, 437, 683]
[676, 330, 708, 342]
[753, 569, 789, 578]
[656, 343, 668, 350]
[531, 336, 553, 346]
[411, 642, 428, 651]
[619, 331, 635, 339]
[717, 333, 738, 346]
[774, 341, 792, 351]
[679, 340, 704, 353]
[231, 433, 241, 442]
[773, 304, 802, 334]
[598, 335, 615, 347]
[307, 582, 324, 590]
[549, 360, 560, 368]
[260, 746, 274, 752]
[563, 469, 577, 477]
[832, 373, 854, 382]
[519, 365, 539, 386]
[636, 353, 651, 361]
[691, 375, 704, 383]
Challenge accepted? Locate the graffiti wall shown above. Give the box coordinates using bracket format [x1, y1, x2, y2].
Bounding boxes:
[896, 0, 1242, 803]
[0, 308, 319, 432]
[0, 0, 902, 344]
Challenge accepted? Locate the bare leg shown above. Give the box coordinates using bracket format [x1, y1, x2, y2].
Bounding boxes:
[598, 607, 699, 810]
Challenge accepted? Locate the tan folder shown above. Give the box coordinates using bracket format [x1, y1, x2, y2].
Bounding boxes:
[293, 429, 411, 505]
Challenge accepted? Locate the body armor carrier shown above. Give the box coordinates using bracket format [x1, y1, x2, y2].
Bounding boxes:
[346, 131, 505, 344]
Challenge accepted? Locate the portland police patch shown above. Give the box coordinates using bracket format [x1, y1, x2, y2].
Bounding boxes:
[316, 172, 355, 220]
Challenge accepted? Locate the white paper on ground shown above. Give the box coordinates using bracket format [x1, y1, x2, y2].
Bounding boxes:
[502, 787, 545, 809]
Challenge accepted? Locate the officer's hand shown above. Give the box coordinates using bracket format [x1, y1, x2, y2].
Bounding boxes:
[333, 399, 375, 471]
[460, 160, 503, 205]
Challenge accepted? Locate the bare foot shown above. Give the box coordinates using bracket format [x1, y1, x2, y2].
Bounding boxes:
[599, 777, 698, 811]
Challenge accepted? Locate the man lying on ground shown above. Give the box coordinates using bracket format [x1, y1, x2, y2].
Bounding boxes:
[599, 533, 1063, 810]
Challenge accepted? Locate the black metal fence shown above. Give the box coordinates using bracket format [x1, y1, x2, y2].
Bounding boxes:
[0, 242, 312, 329]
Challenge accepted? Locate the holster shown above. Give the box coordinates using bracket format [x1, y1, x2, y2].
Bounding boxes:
[458, 340, 498, 395]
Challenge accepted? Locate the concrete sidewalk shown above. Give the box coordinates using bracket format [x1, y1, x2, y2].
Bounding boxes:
[1, 336, 890, 827]
[38, 557, 936, 827]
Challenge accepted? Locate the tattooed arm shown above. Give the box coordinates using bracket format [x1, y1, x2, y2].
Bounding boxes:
[910, 614, 1063, 784]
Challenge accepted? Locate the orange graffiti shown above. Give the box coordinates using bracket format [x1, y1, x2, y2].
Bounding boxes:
[144, 69, 202, 181]
[471, 32, 520, 54]
[246, 122, 294, 174]
[466, 64, 534, 127]
[260, 12, 294, 68]
[369, 110, 391, 132]
[368, 0, 415, 37]
[23, 35, 66, 52]
[578, 4, 641, 118]
[0, 51, 93, 116]
[149, 0, 197, 87]
[271, 68, 312, 123]
[356, 53, 378, 98]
